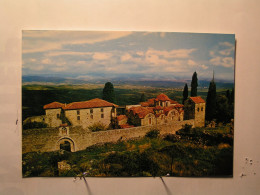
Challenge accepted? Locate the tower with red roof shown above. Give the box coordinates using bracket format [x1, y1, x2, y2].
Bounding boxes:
[184, 96, 206, 127]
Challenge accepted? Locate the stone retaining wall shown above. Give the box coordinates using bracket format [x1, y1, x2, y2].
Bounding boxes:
[22, 120, 194, 154]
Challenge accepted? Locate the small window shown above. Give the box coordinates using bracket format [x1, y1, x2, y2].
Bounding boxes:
[197, 108, 200, 112]
[201, 107, 203, 111]
[77, 110, 80, 115]
[77, 116, 80, 121]
[90, 115, 93, 119]
[101, 108, 104, 112]
[90, 109, 93, 114]
[57, 114, 60, 119]
[149, 118, 152, 125]
[101, 114, 104, 118]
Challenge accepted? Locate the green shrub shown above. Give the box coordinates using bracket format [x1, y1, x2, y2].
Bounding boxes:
[88, 123, 107, 132]
[145, 129, 160, 138]
[23, 121, 48, 130]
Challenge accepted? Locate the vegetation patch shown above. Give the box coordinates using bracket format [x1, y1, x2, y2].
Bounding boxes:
[22, 125, 233, 177]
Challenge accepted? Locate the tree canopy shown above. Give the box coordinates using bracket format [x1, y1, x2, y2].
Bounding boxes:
[206, 79, 217, 121]
[140, 93, 146, 102]
[191, 72, 198, 97]
[182, 83, 188, 104]
[102, 82, 115, 103]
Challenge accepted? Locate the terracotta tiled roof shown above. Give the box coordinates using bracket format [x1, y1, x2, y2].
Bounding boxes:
[155, 94, 171, 101]
[117, 115, 127, 121]
[163, 106, 175, 115]
[141, 98, 155, 107]
[60, 123, 68, 127]
[154, 106, 163, 110]
[170, 100, 179, 104]
[147, 98, 155, 105]
[63, 98, 118, 110]
[189, 96, 205, 104]
[174, 104, 184, 108]
[120, 124, 134, 129]
[43, 102, 64, 109]
[129, 106, 154, 119]
[140, 102, 150, 107]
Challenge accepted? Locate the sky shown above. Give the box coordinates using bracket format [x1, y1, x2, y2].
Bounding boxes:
[22, 31, 235, 82]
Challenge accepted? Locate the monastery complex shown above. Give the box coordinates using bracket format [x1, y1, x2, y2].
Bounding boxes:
[22, 94, 206, 153]
[24, 93, 205, 130]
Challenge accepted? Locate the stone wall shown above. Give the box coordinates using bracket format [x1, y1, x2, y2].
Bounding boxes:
[194, 103, 205, 127]
[65, 107, 113, 128]
[45, 108, 62, 127]
[22, 119, 194, 154]
[23, 115, 46, 124]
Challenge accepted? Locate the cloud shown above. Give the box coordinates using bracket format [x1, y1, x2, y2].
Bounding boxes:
[200, 64, 208, 70]
[51, 66, 68, 72]
[219, 42, 233, 47]
[209, 41, 235, 68]
[210, 56, 234, 68]
[146, 48, 196, 59]
[47, 51, 92, 57]
[92, 52, 113, 60]
[121, 53, 132, 61]
[41, 58, 52, 64]
[187, 59, 197, 66]
[23, 31, 132, 54]
[28, 65, 44, 71]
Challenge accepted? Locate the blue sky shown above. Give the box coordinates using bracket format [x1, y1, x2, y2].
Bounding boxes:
[22, 31, 235, 82]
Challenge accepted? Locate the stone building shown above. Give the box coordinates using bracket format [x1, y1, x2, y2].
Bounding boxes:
[43, 102, 64, 127]
[63, 98, 117, 128]
[124, 94, 185, 127]
[184, 96, 206, 127]
[24, 98, 118, 129]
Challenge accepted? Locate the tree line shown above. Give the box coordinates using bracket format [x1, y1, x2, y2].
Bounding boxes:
[182, 72, 234, 124]
[102, 71, 234, 124]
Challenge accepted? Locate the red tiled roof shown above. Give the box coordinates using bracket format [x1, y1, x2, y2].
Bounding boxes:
[43, 102, 64, 109]
[163, 106, 175, 115]
[120, 124, 134, 129]
[170, 100, 179, 104]
[129, 106, 154, 119]
[189, 96, 205, 104]
[154, 106, 163, 110]
[155, 94, 171, 101]
[60, 123, 68, 127]
[174, 104, 184, 108]
[117, 115, 127, 121]
[141, 98, 155, 107]
[63, 98, 118, 110]
[140, 102, 150, 107]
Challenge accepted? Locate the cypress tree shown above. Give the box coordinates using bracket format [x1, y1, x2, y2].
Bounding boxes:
[191, 72, 198, 97]
[226, 89, 231, 104]
[182, 83, 188, 104]
[140, 93, 146, 102]
[102, 82, 115, 103]
[206, 79, 217, 121]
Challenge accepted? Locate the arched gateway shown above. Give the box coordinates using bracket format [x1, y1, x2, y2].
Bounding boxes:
[56, 137, 76, 152]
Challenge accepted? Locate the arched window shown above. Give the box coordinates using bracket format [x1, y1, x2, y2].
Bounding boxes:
[149, 117, 152, 125]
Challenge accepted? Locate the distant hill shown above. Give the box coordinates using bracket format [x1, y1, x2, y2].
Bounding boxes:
[22, 75, 88, 84]
[22, 75, 234, 89]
